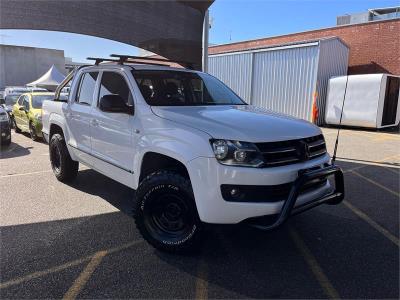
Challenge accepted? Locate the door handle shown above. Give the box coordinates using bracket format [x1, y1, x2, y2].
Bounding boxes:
[90, 119, 99, 127]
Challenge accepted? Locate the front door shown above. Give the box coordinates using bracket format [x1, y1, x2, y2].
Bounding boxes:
[21, 95, 30, 130]
[12, 95, 24, 129]
[90, 71, 135, 175]
[14, 95, 29, 131]
[66, 72, 98, 156]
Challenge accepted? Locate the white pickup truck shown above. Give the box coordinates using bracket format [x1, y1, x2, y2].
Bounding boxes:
[42, 57, 344, 252]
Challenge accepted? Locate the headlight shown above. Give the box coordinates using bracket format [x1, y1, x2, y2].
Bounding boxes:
[0, 113, 9, 122]
[210, 139, 264, 167]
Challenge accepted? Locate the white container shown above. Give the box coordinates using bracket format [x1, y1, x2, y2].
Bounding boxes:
[325, 74, 400, 128]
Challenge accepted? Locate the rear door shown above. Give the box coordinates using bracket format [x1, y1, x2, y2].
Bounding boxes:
[66, 71, 98, 155]
[90, 71, 135, 175]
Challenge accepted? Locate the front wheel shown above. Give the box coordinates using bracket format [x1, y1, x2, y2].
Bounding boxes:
[49, 133, 79, 182]
[135, 171, 203, 253]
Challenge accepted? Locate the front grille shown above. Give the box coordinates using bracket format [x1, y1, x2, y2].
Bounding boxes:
[255, 135, 327, 167]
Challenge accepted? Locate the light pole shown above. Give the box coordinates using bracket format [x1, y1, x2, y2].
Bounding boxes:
[202, 10, 209, 73]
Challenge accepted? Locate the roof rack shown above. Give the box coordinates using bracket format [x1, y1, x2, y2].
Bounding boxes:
[110, 54, 194, 69]
[87, 57, 121, 65]
[87, 55, 195, 69]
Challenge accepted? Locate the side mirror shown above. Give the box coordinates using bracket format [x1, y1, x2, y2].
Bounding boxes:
[19, 106, 26, 111]
[99, 95, 133, 115]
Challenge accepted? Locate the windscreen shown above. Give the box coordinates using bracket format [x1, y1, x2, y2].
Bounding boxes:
[32, 95, 54, 109]
[132, 70, 246, 106]
[5, 94, 20, 106]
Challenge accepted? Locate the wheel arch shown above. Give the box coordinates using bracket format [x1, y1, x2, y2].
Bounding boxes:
[49, 123, 65, 140]
[138, 151, 190, 185]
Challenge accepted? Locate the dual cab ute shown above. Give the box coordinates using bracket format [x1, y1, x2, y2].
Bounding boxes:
[42, 56, 344, 252]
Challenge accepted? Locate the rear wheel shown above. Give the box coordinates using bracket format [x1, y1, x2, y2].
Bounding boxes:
[29, 122, 38, 141]
[49, 133, 78, 182]
[135, 171, 202, 253]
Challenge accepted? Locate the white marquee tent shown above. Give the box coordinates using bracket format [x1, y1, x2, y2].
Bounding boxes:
[27, 65, 65, 91]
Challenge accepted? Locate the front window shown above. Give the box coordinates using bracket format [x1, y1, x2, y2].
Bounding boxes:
[132, 70, 246, 106]
[32, 95, 54, 109]
[99, 72, 133, 106]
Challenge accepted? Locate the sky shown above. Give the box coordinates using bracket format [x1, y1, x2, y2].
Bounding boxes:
[0, 0, 398, 63]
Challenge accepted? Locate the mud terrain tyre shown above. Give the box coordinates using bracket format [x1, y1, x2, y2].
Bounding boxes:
[135, 171, 202, 253]
[49, 133, 78, 182]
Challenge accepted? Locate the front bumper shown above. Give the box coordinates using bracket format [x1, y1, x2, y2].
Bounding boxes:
[247, 164, 344, 230]
[187, 154, 344, 225]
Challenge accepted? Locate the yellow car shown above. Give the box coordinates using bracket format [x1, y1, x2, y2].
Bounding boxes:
[12, 92, 54, 141]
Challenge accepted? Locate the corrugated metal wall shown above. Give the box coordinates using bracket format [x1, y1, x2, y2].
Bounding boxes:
[208, 53, 253, 101]
[208, 38, 349, 125]
[315, 39, 349, 124]
[251, 45, 319, 122]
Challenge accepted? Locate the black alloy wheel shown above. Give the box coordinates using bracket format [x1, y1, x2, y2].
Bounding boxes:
[135, 171, 202, 253]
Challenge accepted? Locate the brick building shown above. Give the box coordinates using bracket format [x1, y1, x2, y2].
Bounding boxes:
[209, 18, 400, 75]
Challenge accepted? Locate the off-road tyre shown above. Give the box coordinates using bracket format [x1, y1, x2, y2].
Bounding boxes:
[49, 133, 78, 182]
[135, 171, 203, 253]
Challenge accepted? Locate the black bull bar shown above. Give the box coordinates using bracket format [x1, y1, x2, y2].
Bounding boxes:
[252, 164, 344, 230]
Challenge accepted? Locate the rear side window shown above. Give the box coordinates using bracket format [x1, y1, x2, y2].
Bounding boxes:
[76, 72, 98, 105]
[98, 72, 133, 105]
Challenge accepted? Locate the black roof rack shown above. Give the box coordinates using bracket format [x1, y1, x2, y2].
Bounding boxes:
[110, 54, 194, 69]
[87, 55, 195, 69]
[87, 57, 121, 65]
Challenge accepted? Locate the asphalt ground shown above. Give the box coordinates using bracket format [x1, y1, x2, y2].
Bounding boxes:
[0, 127, 399, 299]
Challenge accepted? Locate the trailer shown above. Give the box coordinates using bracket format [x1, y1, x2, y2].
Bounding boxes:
[325, 74, 400, 129]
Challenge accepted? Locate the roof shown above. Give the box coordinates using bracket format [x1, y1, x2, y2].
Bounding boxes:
[82, 63, 199, 73]
[29, 92, 54, 95]
[20, 92, 54, 97]
[209, 36, 349, 56]
[209, 18, 396, 54]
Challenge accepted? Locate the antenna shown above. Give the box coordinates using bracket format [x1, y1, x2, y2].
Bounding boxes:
[331, 74, 350, 164]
